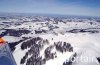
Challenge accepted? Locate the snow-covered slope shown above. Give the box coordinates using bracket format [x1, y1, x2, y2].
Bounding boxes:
[0, 16, 100, 65]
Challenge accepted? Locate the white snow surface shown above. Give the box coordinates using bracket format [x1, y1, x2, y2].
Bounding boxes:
[1, 16, 100, 65]
[12, 19, 100, 65]
[2, 36, 22, 43]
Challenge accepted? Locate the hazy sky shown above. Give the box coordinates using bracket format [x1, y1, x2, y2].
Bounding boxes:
[0, 0, 100, 16]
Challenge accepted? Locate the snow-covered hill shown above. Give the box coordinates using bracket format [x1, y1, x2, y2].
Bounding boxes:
[0, 16, 100, 65]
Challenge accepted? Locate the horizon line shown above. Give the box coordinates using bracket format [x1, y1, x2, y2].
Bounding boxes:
[0, 12, 100, 18]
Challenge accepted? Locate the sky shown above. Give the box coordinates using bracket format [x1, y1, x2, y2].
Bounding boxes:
[0, 0, 100, 17]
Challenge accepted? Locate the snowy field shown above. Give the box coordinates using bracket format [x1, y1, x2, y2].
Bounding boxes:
[0, 16, 100, 65]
